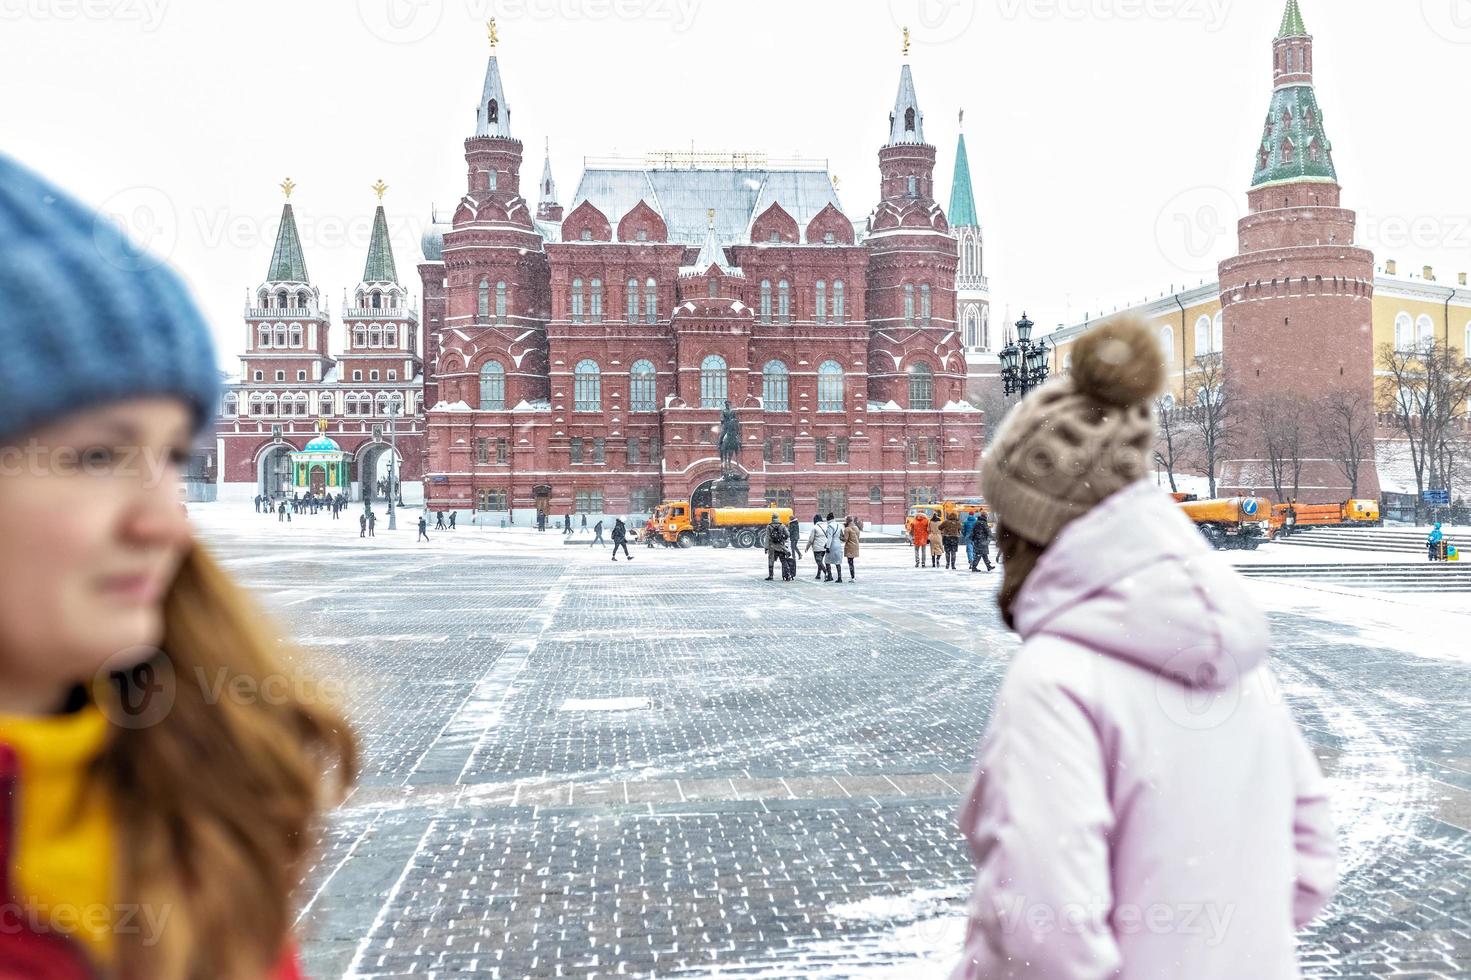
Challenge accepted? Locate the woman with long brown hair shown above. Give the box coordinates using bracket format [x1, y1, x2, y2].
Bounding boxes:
[0, 155, 355, 979]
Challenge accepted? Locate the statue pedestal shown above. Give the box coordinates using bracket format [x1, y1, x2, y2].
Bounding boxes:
[712, 472, 750, 509]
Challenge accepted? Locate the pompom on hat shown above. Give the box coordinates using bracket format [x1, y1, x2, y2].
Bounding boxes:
[0, 154, 219, 443]
[981, 315, 1164, 547]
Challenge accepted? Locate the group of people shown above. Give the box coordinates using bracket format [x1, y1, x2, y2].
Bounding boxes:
[907, 509, 996, 572]
[255, 491, 351, 522]
[762, 512, 860, 582]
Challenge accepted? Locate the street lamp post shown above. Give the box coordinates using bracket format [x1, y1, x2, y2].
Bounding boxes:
[999, 312, 1051, 398]
[386, 404, 399, 531]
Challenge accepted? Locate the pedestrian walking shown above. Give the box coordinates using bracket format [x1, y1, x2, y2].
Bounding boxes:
[823, 512, 844, 582]
[940, 511, 963, 569]
[449, 511, 456, 530]
[840, 516, 861, 581]
[804, 513, 830, 580]
[910, 512, 930, 568]
[1428, 522, 1445, 561]
[581, 513, 588, 531]
[359, 513, 367, 538]
[928, 516, 944, 568]
[367, 509, 376, 537]
[0, 155, 355, 979]
[611, 518, 633, 560]
[952, 316, 1334, 980]
[590, 519, 605, 546]
[763, 514, 790, 580]
[961, 511, 977, 568]
[969, 512, 994, 572]
[417, 515, 429, 542]
[434, 510, 445, 531]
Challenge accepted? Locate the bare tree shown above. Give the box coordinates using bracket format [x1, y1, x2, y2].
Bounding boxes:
[1314, 388, 1375, 499]
[1377, 340, 1471, 509]
[1256, 395, 1310, 503]
[1180, 354, 1238, 498]
[1153, 396, 1194, 494]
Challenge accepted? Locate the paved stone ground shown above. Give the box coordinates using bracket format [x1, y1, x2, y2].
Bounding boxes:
[192, 506, 1471, 979]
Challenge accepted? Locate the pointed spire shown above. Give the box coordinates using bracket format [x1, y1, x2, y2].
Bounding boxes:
[948, 131, 978, 228]
[694, 208, 727, 273]
[266, 179, 309, 283]
[475, 22, 512, 138]
[887, 63, 925, 146]
[539, 138, 557, 206]
[1278, 0, 1307, 38]
[363, 182, 398, 284]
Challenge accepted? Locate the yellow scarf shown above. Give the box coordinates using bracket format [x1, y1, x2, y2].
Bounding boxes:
[0, 702, 115, 969]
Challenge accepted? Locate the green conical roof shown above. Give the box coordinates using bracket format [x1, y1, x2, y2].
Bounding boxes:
[1278, 0, 1307, 38]
[363, 205, 398, 284]
[266, 202, 309, 283]
[948, 133, 978, 228]
[1251, 86, 1336, 187]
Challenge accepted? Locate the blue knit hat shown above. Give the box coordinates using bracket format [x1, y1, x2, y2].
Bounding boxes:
[0, 154, 219, 442]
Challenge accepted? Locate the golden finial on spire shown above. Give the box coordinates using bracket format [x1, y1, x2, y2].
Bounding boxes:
[706, 207, 715, 228]
[959, 108, 965, 129]
[832, 174, 842, 192]
[487, 18, 498, 50]
[902, 26, 911, 58]
[372, 179, 388, 201]
[280, 177, 296, 199]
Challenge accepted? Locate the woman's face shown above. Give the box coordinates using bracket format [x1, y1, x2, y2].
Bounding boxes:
[0, 399, 194, 713]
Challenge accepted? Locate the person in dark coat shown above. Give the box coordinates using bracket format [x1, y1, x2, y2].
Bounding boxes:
[417, 515, 429, 542]
[449, 511, 456, 530]
[359, 513, 367, 538]
[590, 519, 605, 546]
[764, 514, 790, 580]
[940, 512, 963, 569]
[611, 518, 633, 560]
[435, 510, 446, 530]
[366, 509, 376, 537]
[969, 512, 995, 571]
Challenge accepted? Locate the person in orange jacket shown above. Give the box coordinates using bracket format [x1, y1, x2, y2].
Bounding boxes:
[0, 155, 355, 980]
[910, 512, 931, 568]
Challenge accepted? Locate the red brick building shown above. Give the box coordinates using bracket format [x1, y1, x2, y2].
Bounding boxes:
[211, 190, 426, 502]
[418, 52, 984, 524]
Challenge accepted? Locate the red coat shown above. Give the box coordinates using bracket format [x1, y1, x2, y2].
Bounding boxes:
[0, 743, 305, 980]
[910, 515, 930, 546]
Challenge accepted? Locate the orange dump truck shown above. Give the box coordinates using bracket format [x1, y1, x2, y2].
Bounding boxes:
[654, 500, 794, 549]
[1172, 494, 1274, 550]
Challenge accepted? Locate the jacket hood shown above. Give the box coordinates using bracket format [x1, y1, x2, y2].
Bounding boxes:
[1012, 482, 1269, 690]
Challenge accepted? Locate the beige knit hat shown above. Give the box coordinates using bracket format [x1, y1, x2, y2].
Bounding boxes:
[981, 315, 1164, 547]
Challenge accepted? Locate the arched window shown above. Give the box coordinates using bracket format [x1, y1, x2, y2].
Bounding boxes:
[290, 323, 304, 347]
[487, 98, 498, 123]
[833, 280, 845, 323]
[477, 278, 490, 318]
[248, 393, 263, 416]
[904, 107, 915, 132]
[580, 228, 593, 241]
[763, 360, 789, 412]
[353, 326, 367, 348]
[963, 306, 978, 347]
[222, 393, 238, 417]
[1394, 313, 1413, 351]
[908, 363, 934, 410]
[630, 359, 656, 412]
[376, 393, 392, 415]
[815, 281, 827, 324]
[920, 284, 931, 327]
[700, 354, 728, 408]
[1417, 314, 1435, 349]
[370, 290, 382, 309]
[708, 276, 718, 297]
[275, 290, 287, 308]
[904, 284, 915, 327]
[981, 307, 990, 351]
[817, 360, 844, 413]
[479, 361, 505, 410]
[319, 393, 333, 416]
[389, 392, 404, 414]
[570, 278, 584, 322]
[1195, 315, 1212, 354]
[369, 325, 382, 348]
[274, 325, 287, 347]
[1159, 326, 1174, 363]
[574, 359, 601, 412]
[760, 280, 772, 323]
[589, 279, 603, 321]
[777, 280, 790, 323]
[258, 325, 271, 348]
[1212, 312, 1224, 353]
[626, 279, 639, 320]
[907, 176, 917, 197]
[261, 393, 277, 416]
[644, 277, 658, 323]
[495, 281, 507, 322]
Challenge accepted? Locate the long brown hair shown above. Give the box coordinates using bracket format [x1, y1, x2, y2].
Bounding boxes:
[93, 545, 357, 979]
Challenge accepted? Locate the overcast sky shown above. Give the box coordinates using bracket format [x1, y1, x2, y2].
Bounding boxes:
[6, 0, 1469, 365]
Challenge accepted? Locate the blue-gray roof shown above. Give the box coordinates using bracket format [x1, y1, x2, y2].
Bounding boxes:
[570, 164, 845, 245]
